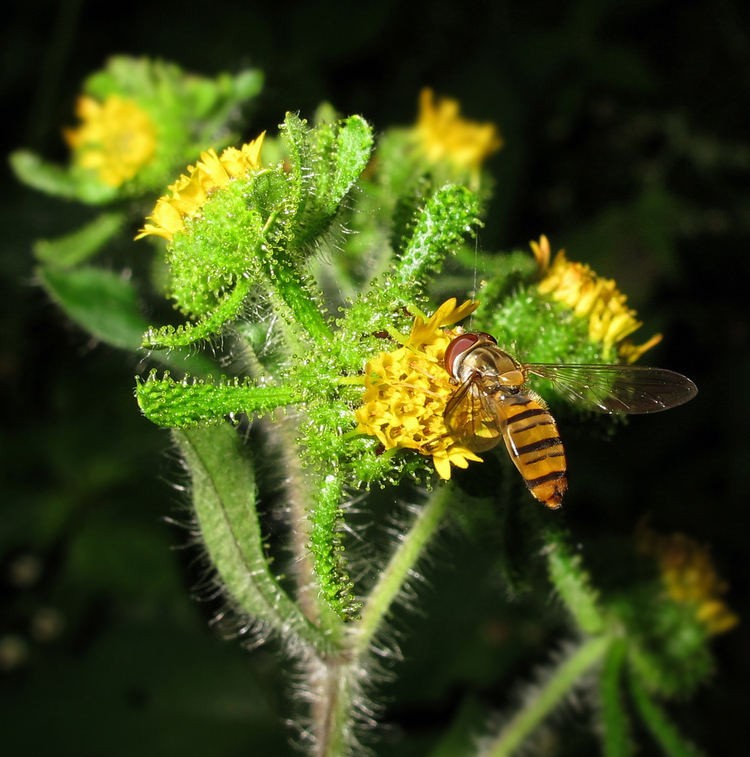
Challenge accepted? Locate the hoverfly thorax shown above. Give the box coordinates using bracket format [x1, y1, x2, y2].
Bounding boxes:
[444, 332, 526, 395]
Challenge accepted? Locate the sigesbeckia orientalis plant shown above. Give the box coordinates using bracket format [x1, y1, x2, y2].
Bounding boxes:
[14, 59, 736, 756]
[10, 56, 263, 361]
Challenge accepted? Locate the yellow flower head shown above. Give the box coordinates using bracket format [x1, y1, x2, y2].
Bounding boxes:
[136, 133, 266, 242]
[64, 95, 157, 188]
[355, 299, 483, 480]
[637, 524, 739, 636]
[533, 235, 662, 363]
[415, 88, 503, 182]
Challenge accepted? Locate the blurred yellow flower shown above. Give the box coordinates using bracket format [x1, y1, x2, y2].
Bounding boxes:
[64, 95, 157, 188]
[355, 299, 482, 480]
[415, 88, 502, 186]
[136, 133, 266, 242]
[533, 236, 661, 362]
[638, 525, 739, 636]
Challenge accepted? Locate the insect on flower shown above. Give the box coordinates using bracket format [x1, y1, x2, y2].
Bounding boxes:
[442, 332, 698, 508]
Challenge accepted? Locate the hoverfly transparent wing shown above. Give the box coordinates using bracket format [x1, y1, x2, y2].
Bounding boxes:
[444, 374, 506, 451]
[524, 364, 697, 414]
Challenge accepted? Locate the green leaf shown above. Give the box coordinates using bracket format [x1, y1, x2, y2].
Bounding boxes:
[10, 151, 115, 204]
[136, 372, 302, 428]
[329, 115, 373, 210]
[38, 265, 149, 350]
[36, 264, 214, 373]
[230, 68, 265, 100]
[278, 112, 373, 251]
[174, 424, 333, 655]
[280, 112, 315, 247]
[33, 212, 126, 267]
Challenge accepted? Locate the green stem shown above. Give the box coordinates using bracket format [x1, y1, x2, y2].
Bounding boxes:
[309, 470, 360, 625]
[234, 331, 333, 631]
[352, 484, 454, 657]
[312, 657, 355, 757]
[481, 635, 611, 757]
[314, 484, 455, 756]
[628, 673, 705, 757]
[601, 638, 633, 757]
[276, 412, 335, 628]
[545, 527, 605, 635]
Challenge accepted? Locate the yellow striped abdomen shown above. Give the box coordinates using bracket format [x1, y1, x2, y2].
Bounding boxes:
[501, 395, 567, 508]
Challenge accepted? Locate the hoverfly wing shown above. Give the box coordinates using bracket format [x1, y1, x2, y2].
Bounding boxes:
[524, 364, 697, 414]
[444, 374, 506, 451]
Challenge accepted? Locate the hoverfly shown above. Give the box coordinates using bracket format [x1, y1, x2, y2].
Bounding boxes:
[443, 332, 697, 508]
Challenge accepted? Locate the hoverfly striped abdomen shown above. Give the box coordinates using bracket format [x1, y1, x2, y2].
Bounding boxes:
[502, 394, 567, 508]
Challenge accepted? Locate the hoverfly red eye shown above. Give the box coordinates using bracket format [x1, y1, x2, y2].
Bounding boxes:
[444, 333, 481, 377]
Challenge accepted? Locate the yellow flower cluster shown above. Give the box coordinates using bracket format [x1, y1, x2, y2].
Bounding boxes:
[64, 95, 157, 188]
[355, 299, 482, 480]
[532, 235, 662, 362]
[136, 133, 266, 242]
[415, 88, 503, 183]
[638, 525, 739, 636]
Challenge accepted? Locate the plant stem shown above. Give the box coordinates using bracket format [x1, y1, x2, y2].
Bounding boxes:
[313, 484, 456, 755]
[601, 637, 632, 757]
[628, 673, 705, 757]
[352, 483, 454, 657]
[274, 411, 331, 626]
[311, 656, 355, 757]
[480, 635, 611, 757]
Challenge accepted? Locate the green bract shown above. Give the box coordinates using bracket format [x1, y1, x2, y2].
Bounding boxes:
[145, 113, 374, 350]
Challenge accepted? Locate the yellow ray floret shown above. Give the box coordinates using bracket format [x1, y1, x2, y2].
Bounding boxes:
[415, 88, 503, 180]
[64, 95, 157, 188]
[533, 235, 661, 363]
[136, 133, 266, 242]
[355, 299, 483, 480]
[638, 524, 739, 636]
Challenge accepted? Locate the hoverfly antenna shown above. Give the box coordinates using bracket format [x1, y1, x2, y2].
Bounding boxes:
[472, 235, 479, 311]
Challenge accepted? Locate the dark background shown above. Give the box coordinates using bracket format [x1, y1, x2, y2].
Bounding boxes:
[2, 1, 749, 755]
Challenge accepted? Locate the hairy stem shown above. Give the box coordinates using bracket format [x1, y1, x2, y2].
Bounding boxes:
[311, 485, 456, 756]
[311, 656, 356, 757]
[628, 673, 705, 757]
[480, 635, 611, 757]
[601, 638, 633, 757]
[352, 484, 454, 657]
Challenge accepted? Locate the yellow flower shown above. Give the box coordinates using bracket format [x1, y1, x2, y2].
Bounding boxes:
[414, 88, 503, 185]
[638, 525, 739, 636]
[64, 95, 157, 188]
[534, 236, 661, 362]
[136, 133, 266, 242]
[355, 299, 483, 480]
